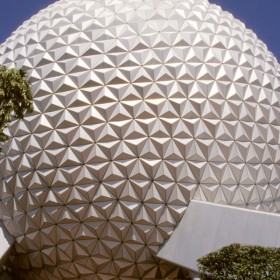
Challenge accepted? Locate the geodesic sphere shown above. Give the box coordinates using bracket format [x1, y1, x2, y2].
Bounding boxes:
[1, 0, 280, 279]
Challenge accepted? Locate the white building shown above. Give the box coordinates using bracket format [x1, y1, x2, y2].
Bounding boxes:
[0, 0, 280, 279]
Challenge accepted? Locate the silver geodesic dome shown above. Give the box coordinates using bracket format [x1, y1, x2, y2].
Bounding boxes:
[1, 0, 280, 279]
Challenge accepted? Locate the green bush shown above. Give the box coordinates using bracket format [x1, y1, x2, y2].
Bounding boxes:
[198, 243, 280, 280]
[0, 65, 33, 147]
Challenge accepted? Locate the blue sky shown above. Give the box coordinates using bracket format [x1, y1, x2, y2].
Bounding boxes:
[1, 0, 280, 61]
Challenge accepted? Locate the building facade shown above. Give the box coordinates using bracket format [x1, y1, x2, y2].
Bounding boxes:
[0, 0, 280, 279]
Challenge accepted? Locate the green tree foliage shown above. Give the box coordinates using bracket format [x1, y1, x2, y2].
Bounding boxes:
[0, 65, 33, 147]
[198, 243, 280, 280]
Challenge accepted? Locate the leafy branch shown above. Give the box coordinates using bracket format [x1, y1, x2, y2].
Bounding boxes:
[198, 244, 280, 280]
[0, 65, 33, 148]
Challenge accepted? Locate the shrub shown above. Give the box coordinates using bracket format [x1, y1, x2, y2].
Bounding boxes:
[0, 65, 33, 148]
[198, 243, 280, 280]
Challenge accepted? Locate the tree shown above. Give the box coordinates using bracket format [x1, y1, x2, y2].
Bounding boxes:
[0, 65, 33, 149]
[198, 243, 280, 280]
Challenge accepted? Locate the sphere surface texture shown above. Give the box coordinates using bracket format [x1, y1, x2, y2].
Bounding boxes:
[1, 0, 280, 279]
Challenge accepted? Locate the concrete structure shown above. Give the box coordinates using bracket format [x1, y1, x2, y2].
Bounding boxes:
[158, 201, 280, 275]
[0, 0, 280, 279]
[0, 222, 14, 268]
